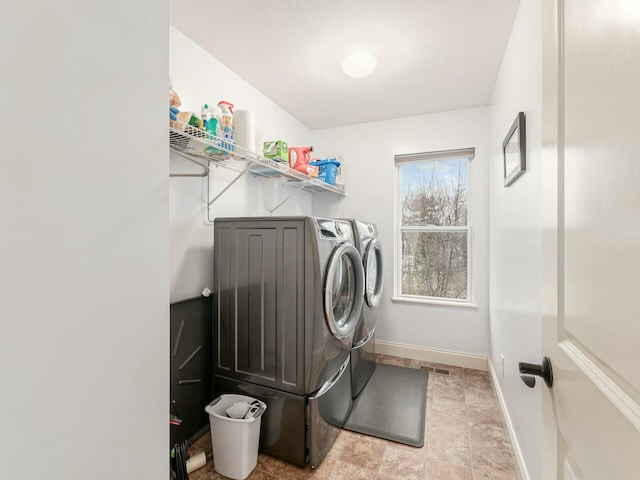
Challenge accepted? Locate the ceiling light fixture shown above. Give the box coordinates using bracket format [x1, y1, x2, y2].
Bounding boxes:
[342, 46, 377, 79]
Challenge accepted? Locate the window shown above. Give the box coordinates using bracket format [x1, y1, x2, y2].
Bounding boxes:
[394, 148, 474, 304]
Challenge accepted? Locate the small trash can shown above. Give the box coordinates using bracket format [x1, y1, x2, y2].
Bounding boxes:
[205, 394, 267, 480]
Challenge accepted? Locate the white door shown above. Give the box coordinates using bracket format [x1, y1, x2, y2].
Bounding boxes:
[541, 1, 640, 478]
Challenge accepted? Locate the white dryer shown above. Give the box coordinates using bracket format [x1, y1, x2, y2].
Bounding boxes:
[345, 219, 384, 398]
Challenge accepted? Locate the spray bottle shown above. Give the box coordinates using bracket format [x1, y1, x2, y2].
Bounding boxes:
[217, 101, 234, 151]
[206, 104, 222, 138]
[203, 103, 223, 155]
[200, 104, 210, 130]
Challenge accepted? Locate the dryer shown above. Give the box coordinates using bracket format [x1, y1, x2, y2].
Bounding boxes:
[345, 219, 384, 398]
[213, 216, 364, 468]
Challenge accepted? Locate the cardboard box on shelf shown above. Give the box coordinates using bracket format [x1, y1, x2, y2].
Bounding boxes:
[263, 140, 288, 162]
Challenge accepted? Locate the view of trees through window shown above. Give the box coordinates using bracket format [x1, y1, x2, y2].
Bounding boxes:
[399, 156, 470, 300]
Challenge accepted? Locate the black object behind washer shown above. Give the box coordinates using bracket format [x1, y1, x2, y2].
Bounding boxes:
[170, 295, 213, 446]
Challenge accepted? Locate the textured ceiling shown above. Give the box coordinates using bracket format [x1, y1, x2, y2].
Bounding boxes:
[170, 0, 520, 130]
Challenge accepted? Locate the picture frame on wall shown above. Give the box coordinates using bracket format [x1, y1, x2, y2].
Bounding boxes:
[502, 111, 526, 187]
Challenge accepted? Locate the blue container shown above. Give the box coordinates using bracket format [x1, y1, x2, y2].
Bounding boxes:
[310, 158, 341, 185]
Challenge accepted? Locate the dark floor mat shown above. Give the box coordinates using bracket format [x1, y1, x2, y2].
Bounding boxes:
[343, 363, 428, 447]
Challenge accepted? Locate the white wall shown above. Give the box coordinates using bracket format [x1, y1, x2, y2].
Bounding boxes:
[312, 107, 490, 356]
[488, 1, 542, 479]
[170, 27, 315, 302]
[0, 2, 168, 479]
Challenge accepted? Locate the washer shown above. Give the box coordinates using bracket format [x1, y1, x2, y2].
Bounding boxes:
[344, 219, 384, 398]
[213, 216, 364, 468]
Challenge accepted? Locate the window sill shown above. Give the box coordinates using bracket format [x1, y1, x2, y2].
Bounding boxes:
[391, 296, 478, 309]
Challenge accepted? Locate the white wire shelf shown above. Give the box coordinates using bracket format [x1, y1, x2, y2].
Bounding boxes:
[169, 121, 345, 195]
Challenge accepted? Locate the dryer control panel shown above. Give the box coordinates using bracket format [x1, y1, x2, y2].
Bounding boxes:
[316, 219, 354, 242]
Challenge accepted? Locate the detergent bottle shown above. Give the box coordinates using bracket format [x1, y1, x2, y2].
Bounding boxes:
[289, 146, 317, 176]
[218, 101, 234, 151]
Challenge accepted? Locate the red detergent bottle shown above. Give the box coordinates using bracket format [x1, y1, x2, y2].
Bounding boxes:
[288, 146, 318, 176]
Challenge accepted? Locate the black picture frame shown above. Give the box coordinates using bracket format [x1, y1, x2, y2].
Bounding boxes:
[502, 111, 526, 187]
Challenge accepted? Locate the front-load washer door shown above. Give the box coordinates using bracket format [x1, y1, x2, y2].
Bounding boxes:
[363, 238, 384, 308]
[324, 244, 365, 339]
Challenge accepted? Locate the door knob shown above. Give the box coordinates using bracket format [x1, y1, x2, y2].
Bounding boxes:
[518, 356, 553, 388]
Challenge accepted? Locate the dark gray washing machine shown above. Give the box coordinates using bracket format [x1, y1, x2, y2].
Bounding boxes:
[344, 219, 384, 398]
[213, 216, 364, 468]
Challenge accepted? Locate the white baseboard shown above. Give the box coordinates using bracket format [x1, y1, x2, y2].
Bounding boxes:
[488, 359, 530, 480]
[374, 340, 488, 371]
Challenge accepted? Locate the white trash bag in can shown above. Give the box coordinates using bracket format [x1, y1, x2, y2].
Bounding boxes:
[205, 394, 267, 480]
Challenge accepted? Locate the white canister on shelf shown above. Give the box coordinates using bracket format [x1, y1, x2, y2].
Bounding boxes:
[234, 109, 256, 153]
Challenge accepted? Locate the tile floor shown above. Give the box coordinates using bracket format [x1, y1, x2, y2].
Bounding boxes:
[188, 354, 518, 480]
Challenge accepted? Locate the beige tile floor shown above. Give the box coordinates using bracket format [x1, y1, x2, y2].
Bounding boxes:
[188, 354, 518, 480]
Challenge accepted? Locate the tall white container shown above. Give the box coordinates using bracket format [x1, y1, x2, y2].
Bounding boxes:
[233, 109, 256, 153]
[205, 394, 266, 480]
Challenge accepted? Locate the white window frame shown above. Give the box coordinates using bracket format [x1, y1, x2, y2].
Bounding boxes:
[392, 148, 475, 307]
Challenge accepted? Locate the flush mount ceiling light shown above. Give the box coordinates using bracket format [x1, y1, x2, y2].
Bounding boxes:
[341, 47, 377, 78]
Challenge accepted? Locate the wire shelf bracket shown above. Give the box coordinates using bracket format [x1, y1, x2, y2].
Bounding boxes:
[208, 162, 252, 206]
[268, 180, 309, 214]
[169, 148, 209, 177]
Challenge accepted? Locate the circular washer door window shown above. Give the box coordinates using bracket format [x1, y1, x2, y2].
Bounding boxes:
[324, 244, 365, 338]
[363, 238, 384, 308]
